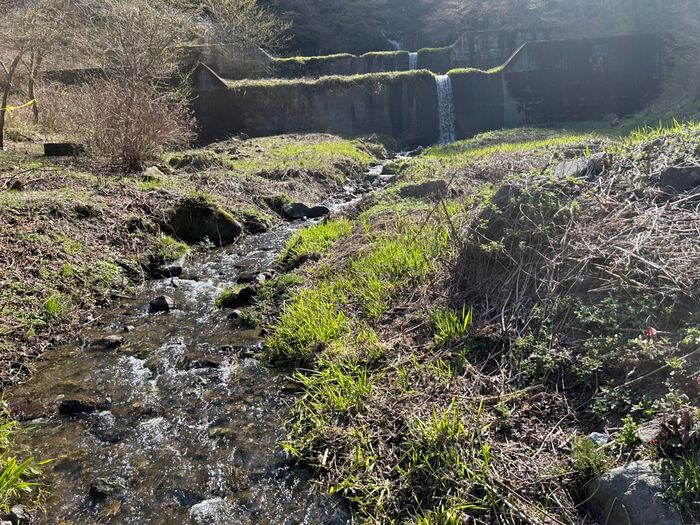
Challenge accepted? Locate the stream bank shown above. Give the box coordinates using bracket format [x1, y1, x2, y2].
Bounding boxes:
[4, 146, 400, 523]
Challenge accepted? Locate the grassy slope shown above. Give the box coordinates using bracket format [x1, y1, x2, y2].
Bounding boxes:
[262, 124, 700, 524]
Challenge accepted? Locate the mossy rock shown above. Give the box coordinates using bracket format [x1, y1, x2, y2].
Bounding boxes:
[162, 198, 242, 246]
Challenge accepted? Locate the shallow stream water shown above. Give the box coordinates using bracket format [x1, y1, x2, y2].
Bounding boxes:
[6, 169, 393, 524]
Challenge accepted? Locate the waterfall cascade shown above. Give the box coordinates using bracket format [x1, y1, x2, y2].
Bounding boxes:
[409, 52, 418, 70]
[435, 75, 456, 144]
[382, 30, 402, 51]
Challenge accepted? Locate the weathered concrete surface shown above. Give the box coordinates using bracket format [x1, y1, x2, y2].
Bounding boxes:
[501, 34, 664, 127]
[192, 65, 439, 147]
[192, 34, 664, 145]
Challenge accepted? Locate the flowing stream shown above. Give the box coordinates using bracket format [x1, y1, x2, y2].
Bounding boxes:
[435, 75, 457, 145]
[8, 165, 392, 524]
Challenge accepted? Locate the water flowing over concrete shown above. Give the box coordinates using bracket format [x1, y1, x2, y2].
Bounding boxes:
[409, 52, 418, 70]
[435, 75, 456, 144]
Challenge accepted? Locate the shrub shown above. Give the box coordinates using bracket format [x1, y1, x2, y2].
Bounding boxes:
[67, 80, 195, 170]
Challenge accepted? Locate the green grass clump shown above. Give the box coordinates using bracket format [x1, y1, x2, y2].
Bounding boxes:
[266, 284, 350, 364]
[571, 436, 611, 485]
[0, 405, 44, 512]
[399, 402, 499, 517]
[214, 286, 243, 309]
[663, 446, 700, 519]
[280, 219, 352, 269]
[430, 305, 473, 346]
[347, 217, 452, 320]
[152, 234, 189, 263]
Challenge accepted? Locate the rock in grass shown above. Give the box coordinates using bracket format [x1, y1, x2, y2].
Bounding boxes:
[59, 395, 111, 415]
[586, 461, 681, 525]
[554, 153, 609, 180]
[399, 180, 448, 199]
[149, 295, 175, 312]
[10, 505, 30, 523]
[659, 166, 700, 192]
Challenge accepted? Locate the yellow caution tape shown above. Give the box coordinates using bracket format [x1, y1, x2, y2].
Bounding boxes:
[1, 99, 35, 111]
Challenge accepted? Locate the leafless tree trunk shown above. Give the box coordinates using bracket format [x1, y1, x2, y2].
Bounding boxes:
[27, 52, 42, 124]
[0, 54, 23, 150]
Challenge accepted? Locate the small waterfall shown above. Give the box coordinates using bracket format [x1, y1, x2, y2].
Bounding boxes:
[409, 52, 418, 70]
[387, 38, 402, 50]
[435, 75, 456, 144]
[382, 30, 402, 50]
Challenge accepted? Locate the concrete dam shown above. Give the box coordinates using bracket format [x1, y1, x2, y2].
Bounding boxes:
[190, 32, 665, 147]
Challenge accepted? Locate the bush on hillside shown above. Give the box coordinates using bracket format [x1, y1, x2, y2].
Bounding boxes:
[65, 80, 195, 170]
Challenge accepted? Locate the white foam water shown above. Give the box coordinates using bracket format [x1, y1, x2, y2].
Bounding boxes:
[435, 75, 456, 144]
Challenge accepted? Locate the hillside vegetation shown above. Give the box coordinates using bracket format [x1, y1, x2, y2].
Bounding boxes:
[259, 124, 700, 523]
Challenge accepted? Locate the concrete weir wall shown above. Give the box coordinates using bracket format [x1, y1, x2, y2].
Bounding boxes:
[451, 34, 664, 136]
[193, 69, 440, 146]
[192, 34, 664, 145]
[269, 28, 557, 79]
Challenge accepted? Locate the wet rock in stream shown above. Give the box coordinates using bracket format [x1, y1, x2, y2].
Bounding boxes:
[282, 202, 330, 219]
[8, 398, 58, 421]
[149, 295, 176, 312]
[90, 477, 128, 499]
[217, 285, 258, 308]
[59, 394, 111, 415]
[92, 334, 124, 349]
[152, 256, 186, 279]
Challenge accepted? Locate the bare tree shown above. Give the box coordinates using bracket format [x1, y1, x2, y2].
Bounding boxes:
[67, 0, 192, 83]
[0, 0, 68, 147]
[199, 0, 291, 52]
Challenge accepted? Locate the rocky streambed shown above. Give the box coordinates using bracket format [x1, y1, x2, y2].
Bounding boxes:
[7, 162, 397, 524]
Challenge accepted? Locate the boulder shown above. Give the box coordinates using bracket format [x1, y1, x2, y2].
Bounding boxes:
[659, 166, 700, 192]
[308, 205, 330, 218]
[554, 153, 609, 179]
[162, 199, 242, 246]
[399, 180, 448, 199]
[9, 179, 24, 191]
[59, 395, 111, 415]
[149, 295, 176, 312]
[586, 461, 681, 525]
[282, 202, 309, 219]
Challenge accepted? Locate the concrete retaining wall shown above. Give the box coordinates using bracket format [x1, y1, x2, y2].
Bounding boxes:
[192, 35, 664, 145]
[192, 67, 439, 147]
